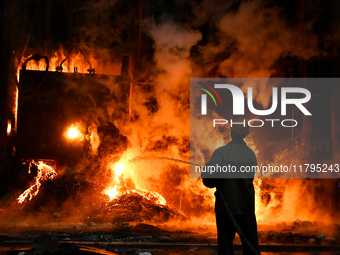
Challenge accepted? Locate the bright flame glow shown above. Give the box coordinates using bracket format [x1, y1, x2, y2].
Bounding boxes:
[17, 161, 57, 204]
[7, 120, 11, 135]
[65, 123, 84, 141]
[105, 186, 118, 199]
[104, 162, 167, 206]
[67, 127, 80, 139]
[115, 163, 124, 177]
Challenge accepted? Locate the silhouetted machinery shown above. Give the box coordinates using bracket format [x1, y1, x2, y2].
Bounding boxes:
[16, 55, 130, 162]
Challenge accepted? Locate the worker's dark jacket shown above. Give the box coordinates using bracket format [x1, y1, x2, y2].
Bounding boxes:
[202, 140, 257, 215]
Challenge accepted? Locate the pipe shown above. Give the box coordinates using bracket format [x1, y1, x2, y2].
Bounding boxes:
[157, 157, 201, 167]
[18, 54, 49, 96]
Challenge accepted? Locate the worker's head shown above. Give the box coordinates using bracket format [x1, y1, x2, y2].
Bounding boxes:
[230, 121, 249, 139]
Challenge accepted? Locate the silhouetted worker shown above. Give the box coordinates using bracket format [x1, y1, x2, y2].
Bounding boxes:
[202, 123, 260, 255]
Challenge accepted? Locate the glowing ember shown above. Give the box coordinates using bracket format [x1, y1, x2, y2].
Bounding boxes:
[17, 161, 57, 204]
[104, 162, 166, 206]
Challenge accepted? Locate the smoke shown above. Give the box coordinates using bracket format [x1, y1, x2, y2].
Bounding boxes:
[255, 178, 339, 225]
[194, 0, 320, 108]
[145, 19, 201, 123]
[114, 19, 214, 218]
[218, 1, 317, 74]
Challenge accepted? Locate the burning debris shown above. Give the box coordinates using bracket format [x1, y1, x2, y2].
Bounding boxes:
[103, 193, 186, 224]
[103, 160, 197, 207]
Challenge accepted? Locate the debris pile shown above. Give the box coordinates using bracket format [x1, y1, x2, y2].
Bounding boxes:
[98, 192, 187, 224]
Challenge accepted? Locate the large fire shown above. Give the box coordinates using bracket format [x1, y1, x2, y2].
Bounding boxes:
[104, 162, 166, 206]
[13, 45, 339, 234]
[16, 52, 169, 209]
[3, 2, 340, 251]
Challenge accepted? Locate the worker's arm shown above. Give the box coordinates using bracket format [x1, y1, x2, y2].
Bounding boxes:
[201, 149, 223, 188]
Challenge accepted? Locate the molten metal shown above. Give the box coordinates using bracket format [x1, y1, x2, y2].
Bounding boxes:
[17, 161, 57, 204]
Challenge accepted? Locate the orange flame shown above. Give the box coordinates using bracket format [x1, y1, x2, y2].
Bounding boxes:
[15, 50, 121, 82]
[17, 161, 57, 204]
[104, 162, 166, 206]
